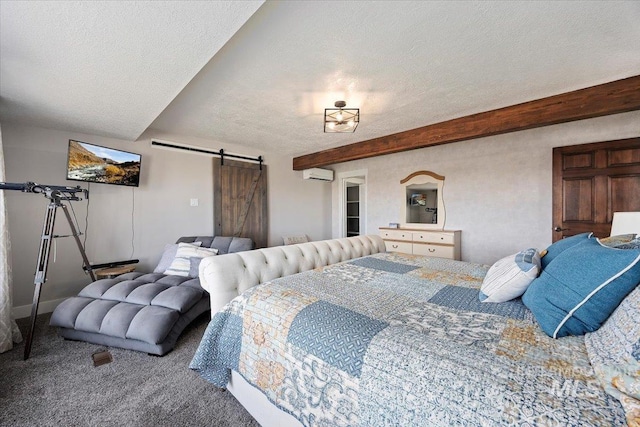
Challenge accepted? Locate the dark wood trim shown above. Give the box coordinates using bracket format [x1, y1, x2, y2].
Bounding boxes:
[399, 170, 445, 184]
[550, 137, 640, 154]
[293, 75, 640, 170]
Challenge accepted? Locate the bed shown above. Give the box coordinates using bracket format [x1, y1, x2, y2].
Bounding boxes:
[191, 234, 640, 426]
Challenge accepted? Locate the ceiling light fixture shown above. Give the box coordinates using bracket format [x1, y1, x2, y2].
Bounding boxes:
[324, 100, 359, 133]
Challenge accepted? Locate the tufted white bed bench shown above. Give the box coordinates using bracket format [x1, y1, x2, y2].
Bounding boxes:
[199, 234, 387, 314]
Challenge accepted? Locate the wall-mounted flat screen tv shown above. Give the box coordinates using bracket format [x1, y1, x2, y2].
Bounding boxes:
[66, 140, 141, 187]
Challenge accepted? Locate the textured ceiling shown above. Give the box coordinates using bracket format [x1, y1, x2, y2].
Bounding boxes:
[0, 0, 263, 140]
[2, 1, 640, 157]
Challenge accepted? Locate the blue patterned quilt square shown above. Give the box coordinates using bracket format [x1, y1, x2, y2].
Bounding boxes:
[189, 312, 242, 387]
[287, 301, 388, 378]
[350, 257, 420, 274]
[428, 286, 527, 319]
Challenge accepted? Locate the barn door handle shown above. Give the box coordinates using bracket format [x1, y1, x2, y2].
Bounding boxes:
[553, 226, 569, 232]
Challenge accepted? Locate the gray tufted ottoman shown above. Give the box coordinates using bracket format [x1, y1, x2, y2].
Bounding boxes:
[49, 272, 208, 355]
[49, 235, 253, 355]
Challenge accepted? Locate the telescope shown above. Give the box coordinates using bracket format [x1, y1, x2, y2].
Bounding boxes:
[0, 181, 93, 360]
[0, 181, 88, 200]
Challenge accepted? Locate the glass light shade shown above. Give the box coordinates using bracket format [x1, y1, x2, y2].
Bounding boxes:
[324, 104, 359, 133]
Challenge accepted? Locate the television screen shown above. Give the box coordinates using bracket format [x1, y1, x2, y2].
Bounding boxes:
[66, 140, 141, 187]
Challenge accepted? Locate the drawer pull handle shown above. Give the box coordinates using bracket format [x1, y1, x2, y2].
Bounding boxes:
[392, 244, 399, 249]
[428, 248, 436, 252]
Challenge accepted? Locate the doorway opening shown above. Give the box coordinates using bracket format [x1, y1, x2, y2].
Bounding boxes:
[339, 171, 366, 238]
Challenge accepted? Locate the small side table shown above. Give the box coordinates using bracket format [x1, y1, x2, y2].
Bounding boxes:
[95, 265, 136, 279]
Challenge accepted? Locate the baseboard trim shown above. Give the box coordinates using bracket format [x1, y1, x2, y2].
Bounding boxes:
[12, 298, 66, 319]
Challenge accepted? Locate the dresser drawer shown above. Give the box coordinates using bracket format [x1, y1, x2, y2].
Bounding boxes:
[380, 229, 412, 241]
[412, 243, 455, 259]
[384, 241, 413, 253]
[412, 231, 455, 245]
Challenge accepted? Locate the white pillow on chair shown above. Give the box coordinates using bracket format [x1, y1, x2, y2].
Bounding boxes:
[283, 235, 309, 245]
[153, 242, 202, 273]
[164, 243, 218, 277]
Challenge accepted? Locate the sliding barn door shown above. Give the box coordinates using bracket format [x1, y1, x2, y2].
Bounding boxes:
[213, 159, 268, 248]
[552, 137, 640, 242]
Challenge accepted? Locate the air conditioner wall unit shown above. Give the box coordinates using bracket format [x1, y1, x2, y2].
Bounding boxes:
[302, 168, 334, 182]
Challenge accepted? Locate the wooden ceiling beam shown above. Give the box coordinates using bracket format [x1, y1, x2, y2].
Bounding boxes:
[293, 75, 640, 170]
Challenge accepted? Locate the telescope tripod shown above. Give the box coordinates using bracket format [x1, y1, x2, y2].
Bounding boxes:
[0, 182, 95, 360]
[23, 192, 96, 359]
[23, 194, 96, 359]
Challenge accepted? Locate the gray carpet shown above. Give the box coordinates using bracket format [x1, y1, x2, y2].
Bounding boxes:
[0, 313, 260, 427]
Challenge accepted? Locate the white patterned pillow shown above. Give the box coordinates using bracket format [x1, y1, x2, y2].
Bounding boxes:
[479, 248, 541, 303]
[153, 241, 202, 273]
[164, 243, 218, 277]
[283, 235, 309, 245]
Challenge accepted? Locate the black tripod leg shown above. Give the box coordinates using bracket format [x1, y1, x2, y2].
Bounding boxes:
[60, 203, 96, 282]
[23, 282, 42, 360]
[23, 201, 57, 360]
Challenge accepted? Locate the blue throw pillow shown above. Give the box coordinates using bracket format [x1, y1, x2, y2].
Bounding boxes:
[523, 238, 640, 338]
[540, 232, 592, 270]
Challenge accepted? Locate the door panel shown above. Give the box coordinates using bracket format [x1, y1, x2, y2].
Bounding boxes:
[608, 148, 640, 166]
[610, 176, 640, 213]
[562, 178, 594, 221]
[552, 137, 640, 241]
[213, 159, 268, 248]
[563, 153, 593, 169]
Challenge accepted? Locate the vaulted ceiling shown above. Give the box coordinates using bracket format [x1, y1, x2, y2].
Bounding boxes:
[2, 1, 639, 158]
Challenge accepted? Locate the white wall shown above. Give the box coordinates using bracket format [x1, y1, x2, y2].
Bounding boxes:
[8, 109, 637, 316]
[3, 124, 331, 317]
[331, 111, 640, 265]
[139, 130, 333, 247]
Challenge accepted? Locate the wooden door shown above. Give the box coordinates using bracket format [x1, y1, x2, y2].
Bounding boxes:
[552, 138, 640, 241]
[213, 159, 268, 248]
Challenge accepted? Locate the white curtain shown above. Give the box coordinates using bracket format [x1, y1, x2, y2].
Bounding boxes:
[0, 123, 23, 353]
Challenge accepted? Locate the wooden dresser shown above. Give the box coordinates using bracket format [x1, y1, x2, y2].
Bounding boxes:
[379, 227, 461, 260]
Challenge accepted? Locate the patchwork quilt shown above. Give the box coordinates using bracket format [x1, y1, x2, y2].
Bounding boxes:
[190, 252, 626, 426]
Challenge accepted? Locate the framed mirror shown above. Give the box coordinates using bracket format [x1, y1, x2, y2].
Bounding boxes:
[400, 171, 445, 229]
